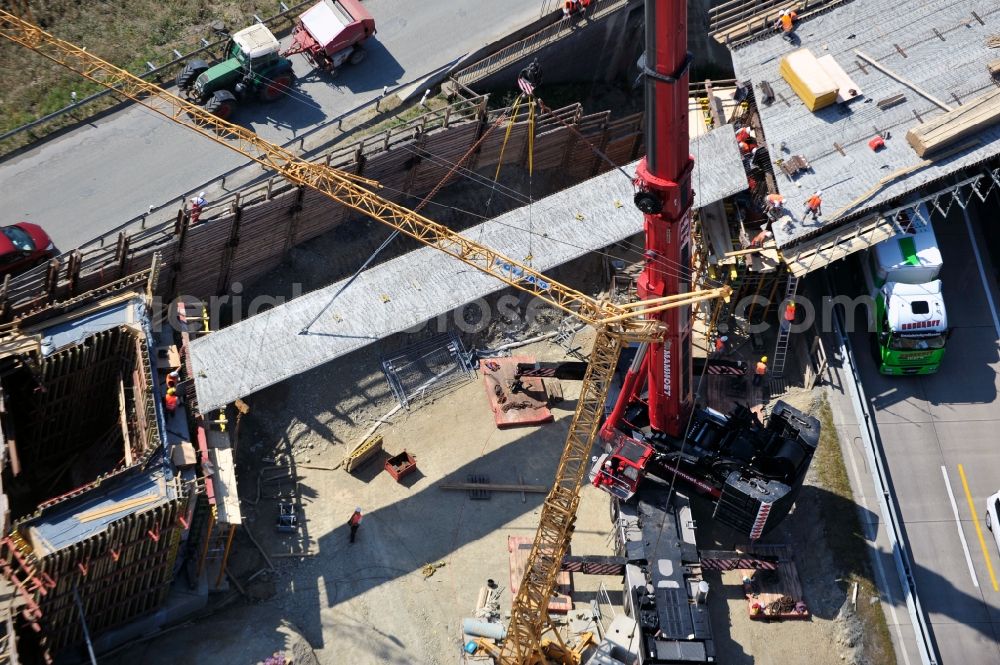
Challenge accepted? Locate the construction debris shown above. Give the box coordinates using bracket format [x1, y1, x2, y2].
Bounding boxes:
[421, 561, 446, 578]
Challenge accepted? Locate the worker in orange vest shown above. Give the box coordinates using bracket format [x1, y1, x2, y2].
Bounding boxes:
[803, 190, 823, 221]
[563, 0, 580, 18]
[715, 335, 728, 354]
[753, 356, 768, 387]
[735, 126, 754, 144]
[782, 301, 796, 331]
[751, 229, 773, 248]
[579, 0, 592, 15]
[777, 9, 798, 34]
[164, 387, 179, 414]
[348, 507, 363, 543]
[765, 193, 787, 219]
[739, 140, 753, 155]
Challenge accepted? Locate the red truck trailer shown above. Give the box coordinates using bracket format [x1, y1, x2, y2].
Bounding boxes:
[284, 0, 376, 74]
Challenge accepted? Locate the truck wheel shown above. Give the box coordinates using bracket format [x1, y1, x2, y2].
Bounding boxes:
[348, 47, 366, 66]
[176, 60, 208, 90]
[259, 73, 294, 102]
[204, 90, 237, 119]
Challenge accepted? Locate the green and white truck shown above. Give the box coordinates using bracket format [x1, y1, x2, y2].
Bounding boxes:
[861, 207, 948, 375]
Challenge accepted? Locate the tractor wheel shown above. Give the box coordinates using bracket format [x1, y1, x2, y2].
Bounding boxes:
[204, 90, 237, 119]
[348, 47, 366, 66]
[258, 73, 294, 102]
[176, 60, 208, 90]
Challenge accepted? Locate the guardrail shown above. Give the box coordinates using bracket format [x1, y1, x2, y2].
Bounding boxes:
[828, 277, 939, 665]
[453, 0, 631, 85]
[0, 0, 315, 146]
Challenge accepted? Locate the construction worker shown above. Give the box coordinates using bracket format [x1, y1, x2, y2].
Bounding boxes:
[563, 0, 578, 18]
[579, 0, 592, 16]
[750, 229, 773, 248]
[600, 460, 615, 486]
[803, 190, 823, 221]
[776, 9, 798, 34]
[738, 140, 753, 155]
[189, 191, 207, 224]
[753, 356, 768, 387]
[164, 387, 179, 414]
[782, 301, 796, 331]
[735, 126, 753, 144]
[715, 335, 728, 354]
[765, 193, 787, 219]
[165, 369, 180, 389]
[348, 507, 363, 543]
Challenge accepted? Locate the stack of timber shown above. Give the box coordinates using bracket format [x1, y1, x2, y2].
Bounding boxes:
[906, 88, 1000, 157]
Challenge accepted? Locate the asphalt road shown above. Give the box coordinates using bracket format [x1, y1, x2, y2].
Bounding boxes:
[840, 198, 1000, 664]
[0, 0, 548, 250]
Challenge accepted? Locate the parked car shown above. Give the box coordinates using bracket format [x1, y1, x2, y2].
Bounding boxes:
[0, 222, 55, 277]
[986, 489, 1000, 553]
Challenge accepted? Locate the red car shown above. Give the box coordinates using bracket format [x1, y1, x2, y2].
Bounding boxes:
[0, 223, 55, 277]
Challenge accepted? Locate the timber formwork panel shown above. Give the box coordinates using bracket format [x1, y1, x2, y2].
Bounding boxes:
[172, 218, 236, 297]
[476, 123, 530, 172]
[562, 113, 612, 182]
[8, 328, 129, 479]
[289, 187, 349, 247]
[407, 124, 481, 192]
[225, 201, 289, 288]
[530, 126, 573, 171]
[29, 497, 185, 655]
[360, 150, 413, 198]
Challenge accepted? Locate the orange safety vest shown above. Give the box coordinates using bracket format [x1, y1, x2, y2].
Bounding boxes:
[767, 194, 785, 207]
[349, 512, 362, 526]
[739, 141, 752, 154]
[806, 195, 822, 210]
[780, 14, 794, 32]
[164, 394, 179, 412]
[784, 303, 796, 321]
[580, 0, 592, 6]
[735, 127, 751, 143]
[755, 361, 767, 376]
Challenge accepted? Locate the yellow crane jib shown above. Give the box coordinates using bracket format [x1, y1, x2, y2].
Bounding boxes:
[0, 10, 734, 663]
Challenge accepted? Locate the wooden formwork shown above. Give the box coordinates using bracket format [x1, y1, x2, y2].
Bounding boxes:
[0, 100, 645, 322]
[30, 495, 187, 655]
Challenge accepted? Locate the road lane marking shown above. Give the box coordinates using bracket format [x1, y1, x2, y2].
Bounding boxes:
[958, 463, 1000, 591]
[941, 465, 980, 588]
[961, 207, 1000, 338]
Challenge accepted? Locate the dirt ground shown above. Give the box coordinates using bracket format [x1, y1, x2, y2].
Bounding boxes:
[110, 327, 890, 665]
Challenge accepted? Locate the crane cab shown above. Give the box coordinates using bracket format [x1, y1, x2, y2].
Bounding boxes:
[589, 434, 653, 501]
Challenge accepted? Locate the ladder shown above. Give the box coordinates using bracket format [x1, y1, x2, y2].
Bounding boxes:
[770, 275, 799, 378]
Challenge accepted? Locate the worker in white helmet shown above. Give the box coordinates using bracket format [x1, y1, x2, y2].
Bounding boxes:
[189, 190, 207, 224]
[348, 507, 363, 543]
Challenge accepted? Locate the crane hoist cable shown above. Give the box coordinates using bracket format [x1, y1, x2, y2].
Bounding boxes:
[0, 13, 733, 663]
[301, 101, 530, 335]
[487, 93, 525, 211]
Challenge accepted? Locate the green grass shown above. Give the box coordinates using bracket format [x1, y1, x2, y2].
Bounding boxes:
[814, 396, 896, 664]
[0, 1, 291, 154]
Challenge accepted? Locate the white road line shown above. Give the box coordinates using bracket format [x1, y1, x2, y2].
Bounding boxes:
[961, 207, 1000, 338]
[941, 465, 980, 588]
[842, 427, 911, 665]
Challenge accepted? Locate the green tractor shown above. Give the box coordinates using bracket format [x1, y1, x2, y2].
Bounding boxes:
[176, 23, 295, 119]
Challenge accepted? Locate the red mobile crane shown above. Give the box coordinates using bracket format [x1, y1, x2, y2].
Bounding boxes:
[594, 1, 820, 536]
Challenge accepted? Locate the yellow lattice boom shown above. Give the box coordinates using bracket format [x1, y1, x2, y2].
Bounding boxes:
[0, 9, 732, 662]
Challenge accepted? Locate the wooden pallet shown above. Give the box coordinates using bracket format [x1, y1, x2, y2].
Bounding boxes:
[741, 544, 810, 620]
[483, 356, 553, 429]
[508, 536, 572, 614]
